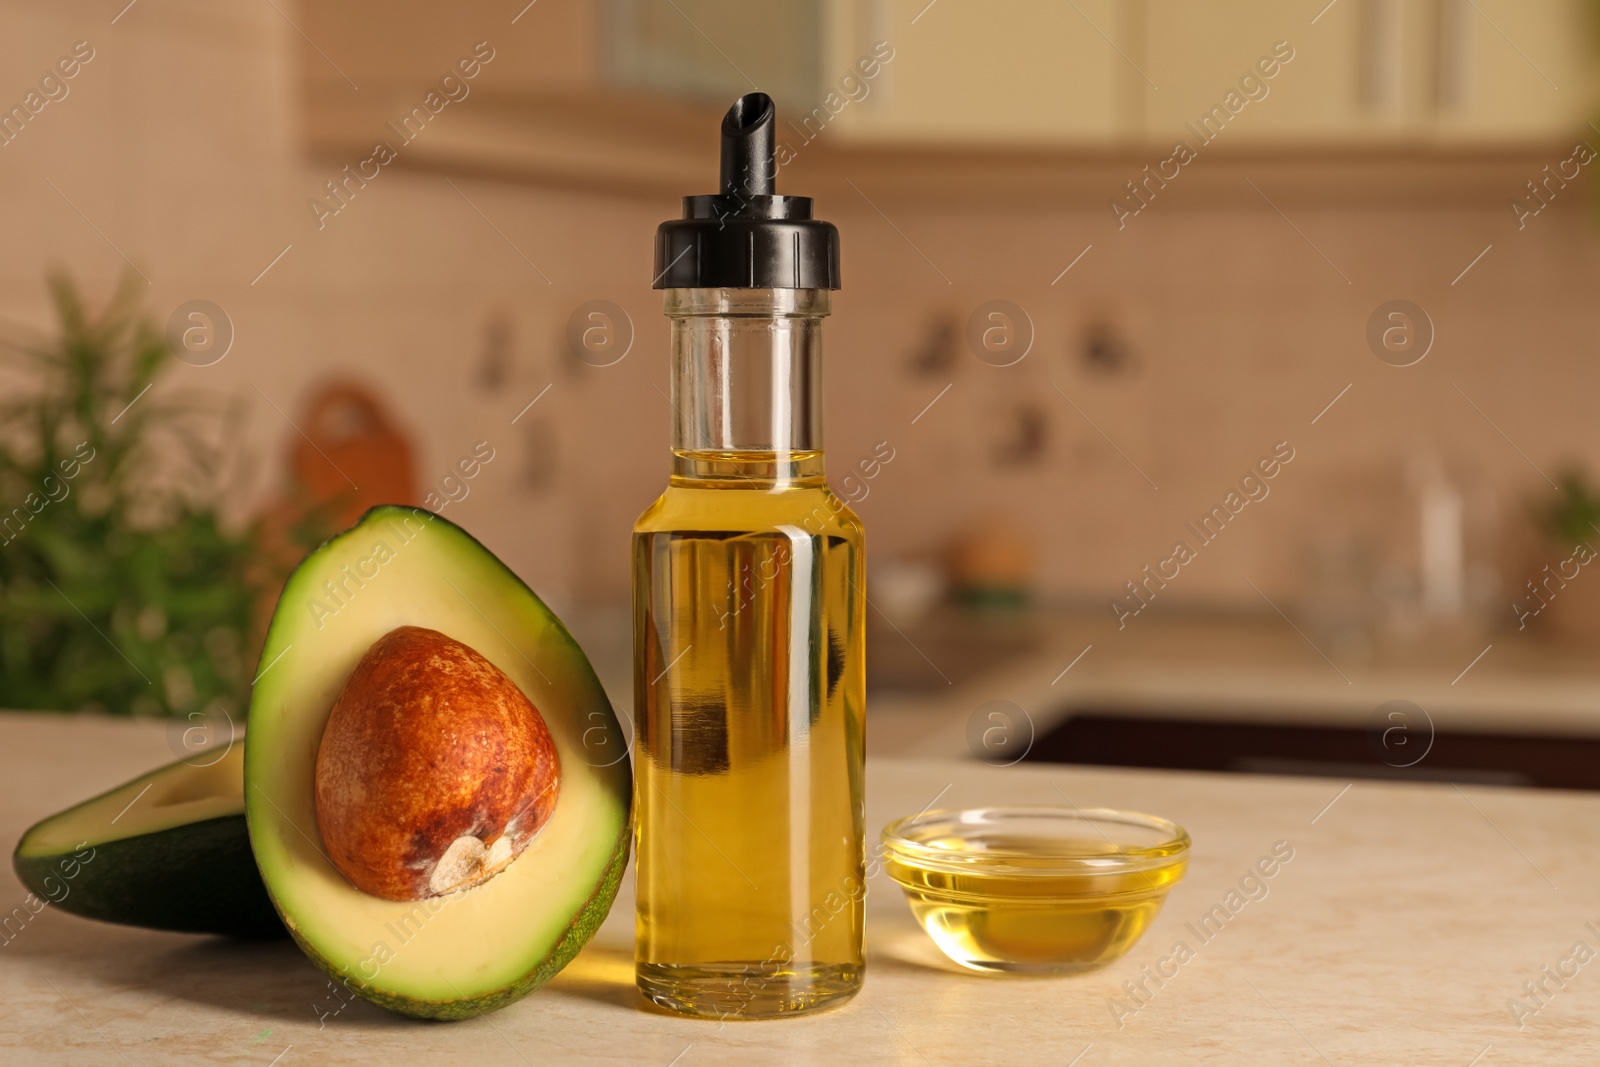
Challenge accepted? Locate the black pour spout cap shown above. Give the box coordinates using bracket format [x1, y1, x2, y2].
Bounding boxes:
[653, 92, 840, 290]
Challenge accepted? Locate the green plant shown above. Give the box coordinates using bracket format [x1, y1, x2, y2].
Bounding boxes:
[0, 272, 258, 717]
[1539, 466, 1600, 550]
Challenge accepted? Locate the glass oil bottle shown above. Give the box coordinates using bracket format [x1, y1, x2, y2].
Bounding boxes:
[632, 93, 864, 1019]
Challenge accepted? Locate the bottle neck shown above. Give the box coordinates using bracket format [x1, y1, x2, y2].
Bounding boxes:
[666, 287, 829, 489]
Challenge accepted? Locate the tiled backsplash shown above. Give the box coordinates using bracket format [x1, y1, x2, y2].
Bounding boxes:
[2, 1, 1595, 635]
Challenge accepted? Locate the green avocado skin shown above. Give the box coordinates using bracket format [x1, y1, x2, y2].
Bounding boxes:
[12, 815, 284, 939]
[289, 825, 630, 1021]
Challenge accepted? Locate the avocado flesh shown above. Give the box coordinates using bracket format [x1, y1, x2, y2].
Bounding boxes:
[12, 744, 284, 938]
[246, 506, 632, 1020]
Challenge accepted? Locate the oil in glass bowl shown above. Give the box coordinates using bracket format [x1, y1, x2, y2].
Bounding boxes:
[881, 806, 1189, 975]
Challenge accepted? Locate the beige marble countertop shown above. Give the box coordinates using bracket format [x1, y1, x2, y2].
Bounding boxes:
[1, 712, 1595, 1065]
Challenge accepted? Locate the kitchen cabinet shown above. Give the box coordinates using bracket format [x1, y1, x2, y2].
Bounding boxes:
[822, 0, 1132, 145]
[836, 0, 1592, 147]
[602, 0, 1137, 146]
[1141, 0, 1374, 144]
[1431, 0, 1594, 143]
[293, 0, 1597, 202]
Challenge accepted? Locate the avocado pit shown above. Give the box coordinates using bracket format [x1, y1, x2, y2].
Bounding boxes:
[313, 625, 560, 901]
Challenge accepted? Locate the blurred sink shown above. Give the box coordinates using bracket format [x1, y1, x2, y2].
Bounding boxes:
[1022, 710, 1600, 790]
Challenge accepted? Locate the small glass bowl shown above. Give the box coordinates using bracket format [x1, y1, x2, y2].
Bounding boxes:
[880, 806, 1189, 975]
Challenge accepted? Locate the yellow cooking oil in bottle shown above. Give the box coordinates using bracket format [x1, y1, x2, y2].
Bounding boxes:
[633, 93, 864, 1019]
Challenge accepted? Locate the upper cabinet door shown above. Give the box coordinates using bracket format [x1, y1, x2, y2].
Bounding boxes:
[1142, 0, 1392, 145]
[1432, 0, 1593, 144]
[823, 0, 1135, 146]
[1142, 0, 1592, 148]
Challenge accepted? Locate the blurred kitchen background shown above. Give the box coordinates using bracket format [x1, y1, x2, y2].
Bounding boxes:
[5, 0, 1600, 787]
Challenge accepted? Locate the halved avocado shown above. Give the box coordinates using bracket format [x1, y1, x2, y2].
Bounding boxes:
[245, 506, 631, 1020]
[12, 744, 283, 938]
